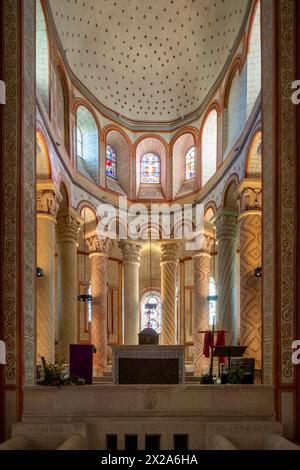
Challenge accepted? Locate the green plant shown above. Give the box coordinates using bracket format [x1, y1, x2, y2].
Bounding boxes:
[228, 366, 244, 384]
[200, 372, 214, 384]
[40, 356, 67, 386]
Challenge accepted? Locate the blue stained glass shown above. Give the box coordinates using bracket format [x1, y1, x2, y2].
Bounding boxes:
[141, 153, 161, 184]
[186, 146, 195, 180]
[106, 144, 117, 179]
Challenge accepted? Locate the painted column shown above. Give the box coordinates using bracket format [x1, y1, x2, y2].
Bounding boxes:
[120, 241, 141, 344]
[193, 233, 214, 375]
[36, 183, 61, 363]
[56, 209, 81, 362]
[86, 234, 110, 375]
[215, 209, 238, 345]
[238, 182, 262, 368]
[160, 242, 179, 345]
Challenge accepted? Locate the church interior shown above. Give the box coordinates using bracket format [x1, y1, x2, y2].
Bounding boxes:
[0, 0, 300, 452]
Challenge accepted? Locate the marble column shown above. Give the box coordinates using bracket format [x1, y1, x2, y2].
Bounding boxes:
[56, 209, 81, 362]
[86, 234, 110, 374]
[193, 233, 214, 375]
[120, 242, 141, 344]
[215, 209, 238, 345]
[160, 242, 179, 345]
[36, 183, 61, 363]
[238, 182, 262, 368]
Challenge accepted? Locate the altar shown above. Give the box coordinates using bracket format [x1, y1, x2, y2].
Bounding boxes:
[111, 345, 185, 384]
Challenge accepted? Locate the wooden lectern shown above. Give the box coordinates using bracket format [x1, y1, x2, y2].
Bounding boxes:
[69, 344, 94, 384]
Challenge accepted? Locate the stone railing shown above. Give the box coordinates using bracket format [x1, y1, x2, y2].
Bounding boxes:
[264, 434, 300, 451]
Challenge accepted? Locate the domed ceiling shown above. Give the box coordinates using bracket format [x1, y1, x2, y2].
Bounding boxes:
[48, 0, 251, 127]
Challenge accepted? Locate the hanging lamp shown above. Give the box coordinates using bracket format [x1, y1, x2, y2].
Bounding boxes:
[77, 209, 93, 302]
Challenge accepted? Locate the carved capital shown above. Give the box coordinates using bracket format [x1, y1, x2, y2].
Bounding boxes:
[86, 234, 110, 255]
[119, 241, 141, 263]
[215, 209, 238, 241]
[36, 189, 60, 218]
[238, 181, 262, 215]
[193, 232, 214, 256]
[56, 213, 81, 243]
[160, 242, 179, 264]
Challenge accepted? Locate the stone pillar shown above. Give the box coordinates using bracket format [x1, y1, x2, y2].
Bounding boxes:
[160, 242, 179, 345]
[238, 183, 262, 368]
[193, 233, 214, 375]
[36, 183, 61, 363]
[120, 242, 141, 344]
[215, 209, 238, 345]
[86, 235, 110, 374]
[56, 209, 81, 362]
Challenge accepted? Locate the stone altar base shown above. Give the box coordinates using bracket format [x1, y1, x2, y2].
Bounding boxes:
[20, 384, 283, 450]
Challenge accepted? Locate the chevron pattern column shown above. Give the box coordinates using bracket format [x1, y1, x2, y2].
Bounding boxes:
[87, 235, 110, 375]
[160, 242, 179, 345]
[36, 183, 61, 363]
[238, 183, 262, 368]
[215, 209, 238, 345]
[56, 209, 81, 363]
[120, 242, 141, 344]
[193, 234, 214, 375]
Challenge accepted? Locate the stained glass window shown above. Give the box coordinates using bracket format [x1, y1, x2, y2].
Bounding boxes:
[141, 292, 162, 333]
[141, 153, 161, 184]
[76, 126, 83, 159]
[186, 146, 195, 180]
[106, 144, 117, 179]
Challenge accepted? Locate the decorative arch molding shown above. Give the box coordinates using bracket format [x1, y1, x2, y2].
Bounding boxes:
[244, 129, 262, 179]
[221, 173, 239, 209]
[133, 133, 169, 154]
[76, 200, 98, 219]
[169, 126, 200, 151]
[55, 60, 71, 153]
[36, 130, 52, 180]
[246, 0, 261, 56]
[73, 97, 102, 138]
[204, 201, 217, 219]
[222, 56, 243, 109]
[103, 124, 133, 150]
[56, 172, 72, 208]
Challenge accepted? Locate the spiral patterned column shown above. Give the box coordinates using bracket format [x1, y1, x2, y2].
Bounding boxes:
[87, 235, 110, 375]
[160, 242, 179, 345]
[56, 209, 81, 363]
[193, 234, 213, 375]
[120, 242, 141, 344]
[36, 185, 61, 363]
[215, 209, 238, 345]
[238, 184, 262, 368]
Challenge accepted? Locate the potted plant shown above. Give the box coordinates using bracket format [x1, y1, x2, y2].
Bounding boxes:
[227, 366, 244, 384]
[200, 372, 214, 384]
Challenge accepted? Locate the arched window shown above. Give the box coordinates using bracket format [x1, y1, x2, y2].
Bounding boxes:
[141, 292, 162, 333]
[208, 276, 217, 326]
[185, 146, 195, 180]
[247, 1, 261, 116]
[106, 144, 117, 179]
[141, 153, 161, 184]
[36, 1, 49, 112]
[76, 126, 83, 159]
[76, 106, 99, 182]
[202, 109, 217, 185]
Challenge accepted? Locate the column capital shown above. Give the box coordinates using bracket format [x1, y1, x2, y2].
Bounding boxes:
[86, 233, 110, 256]
[36, 181, 62, 220]
[237, 180, 262, 217]
[56, 209, 82, 243]
[193, 230, 214, 257]
[160, 241, 179, 264]
[214, 208, 238, 241]
[119, 241, 142, 263]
